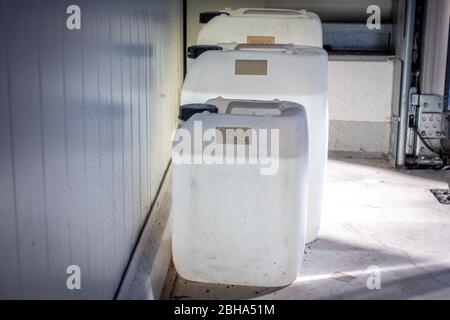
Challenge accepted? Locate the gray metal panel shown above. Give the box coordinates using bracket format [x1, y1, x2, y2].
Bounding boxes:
[323, 23, 393, 52]
[265, 0, 394, 23]
[0, 0, 182, 299]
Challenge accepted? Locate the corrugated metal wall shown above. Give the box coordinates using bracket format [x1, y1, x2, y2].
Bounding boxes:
[0, 0, 183, 299]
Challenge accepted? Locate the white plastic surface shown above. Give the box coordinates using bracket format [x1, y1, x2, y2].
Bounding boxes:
[181, 45, 328, 243]
[172, 101, 309, 286]
[197, 8, 323, 48]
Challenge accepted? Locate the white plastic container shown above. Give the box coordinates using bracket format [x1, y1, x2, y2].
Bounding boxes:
[172, 100, 309, 286]
[181, 45, 328, 243]
[197, 8, 323, 48]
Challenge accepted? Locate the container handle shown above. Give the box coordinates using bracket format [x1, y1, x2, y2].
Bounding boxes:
[234, 44, 291, 52]
[238, 8, 308, 17]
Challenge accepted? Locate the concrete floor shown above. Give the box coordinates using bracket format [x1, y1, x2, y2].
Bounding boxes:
[165, 155, 450, 300]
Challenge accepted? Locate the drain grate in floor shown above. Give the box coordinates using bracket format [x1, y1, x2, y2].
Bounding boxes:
[430, 189, 450, 205]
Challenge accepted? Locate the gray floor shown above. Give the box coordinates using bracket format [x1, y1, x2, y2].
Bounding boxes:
[166, 155, 450, 300]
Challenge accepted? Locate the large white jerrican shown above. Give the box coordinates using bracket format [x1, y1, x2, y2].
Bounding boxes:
[181, 45, 328, 243]
[172, 101, 309, 286]
[197, 8, 323, 48]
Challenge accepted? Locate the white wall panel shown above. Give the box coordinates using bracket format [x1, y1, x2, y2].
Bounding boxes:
[0, 0, 183, 299]
[328, 58, 394, 153]
[329, 60, 394, 123]
[420, 0, 450, 96]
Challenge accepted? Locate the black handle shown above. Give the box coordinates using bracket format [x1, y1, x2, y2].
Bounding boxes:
[199, 11, 229, 24]
[179, 104, 218, 122]
[187, 45, 223, 59]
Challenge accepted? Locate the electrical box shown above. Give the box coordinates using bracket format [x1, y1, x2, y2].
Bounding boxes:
[407, 94, 446, 165]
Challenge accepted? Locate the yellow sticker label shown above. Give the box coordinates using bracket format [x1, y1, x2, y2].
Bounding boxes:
[235, 60, 268, 76]
[247, 36, 275, 44]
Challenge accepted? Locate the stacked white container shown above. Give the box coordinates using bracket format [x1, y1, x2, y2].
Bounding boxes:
[173, 100, 309, 286]
[183, 44, 328, 245]
[192, 8, 328, 244]
[197, 8, 323, 48]
[172, 8, 328, 286]
[190, 8, 328, 243]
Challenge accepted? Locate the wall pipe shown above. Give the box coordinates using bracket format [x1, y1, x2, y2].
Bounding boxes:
[396, 0, 417, 166]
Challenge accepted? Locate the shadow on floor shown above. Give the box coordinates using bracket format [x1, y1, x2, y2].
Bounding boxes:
[167, 157, 450, 300]
[168, 235, 450, 300]
[295, 237, 450, 300]
[317, 267, 450, 300]
[329, 153, 450, 185]
[171, 277, 286, 300]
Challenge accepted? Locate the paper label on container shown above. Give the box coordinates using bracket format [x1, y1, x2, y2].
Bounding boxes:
[215, 127, 252, 145]
[235, 60, 268, 75]
[247, 36, 275, 44]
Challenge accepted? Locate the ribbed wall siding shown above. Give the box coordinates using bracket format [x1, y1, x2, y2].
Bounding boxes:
[0, 0, 183, 299]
